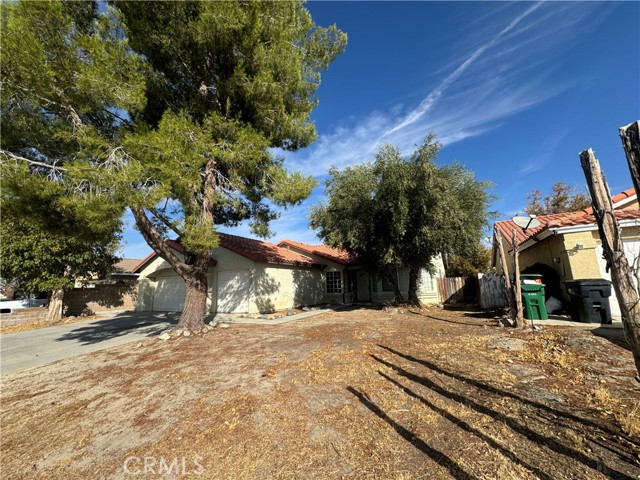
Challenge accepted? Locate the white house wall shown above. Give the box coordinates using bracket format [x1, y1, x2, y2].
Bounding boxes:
[277, 245, 350, 304]
[250, 264, 324, 313]
[208, 246, 256, 314]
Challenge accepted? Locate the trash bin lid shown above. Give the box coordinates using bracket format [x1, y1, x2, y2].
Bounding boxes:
[566, 279, 612, 287]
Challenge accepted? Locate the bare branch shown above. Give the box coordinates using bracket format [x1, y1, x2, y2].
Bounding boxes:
[0, 150, 68, 172]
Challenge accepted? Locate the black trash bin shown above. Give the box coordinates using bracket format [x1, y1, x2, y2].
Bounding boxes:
[564, 279, 613, 324]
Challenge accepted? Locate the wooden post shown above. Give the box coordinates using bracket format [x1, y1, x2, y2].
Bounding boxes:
[512, 229, 524, 328]
[494, 226, 518, 325]
[580, 148, 640, 379]
[620, 121, 640, 200]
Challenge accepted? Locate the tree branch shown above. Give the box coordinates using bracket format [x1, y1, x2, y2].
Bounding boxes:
[130, 205, 191, 278]
[148, 207, 184, 237]
[0, 150, 68, 171]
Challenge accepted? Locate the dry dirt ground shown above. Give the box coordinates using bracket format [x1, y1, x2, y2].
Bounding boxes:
[1, 306, 639, 480]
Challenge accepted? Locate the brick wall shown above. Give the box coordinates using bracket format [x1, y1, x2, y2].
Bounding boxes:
[0, 307, 48, 326]
[63, 284, 138, 316]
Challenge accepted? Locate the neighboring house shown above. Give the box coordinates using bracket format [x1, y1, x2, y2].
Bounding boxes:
[492, 188, 640, 318]
[73, 257, 142, 288]
[135, 233, 444, 314]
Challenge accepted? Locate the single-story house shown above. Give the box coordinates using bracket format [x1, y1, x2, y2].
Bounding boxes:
[135, 233, 444, 314]
[492, 188, 640, 318]
[277, 239, 444, 305]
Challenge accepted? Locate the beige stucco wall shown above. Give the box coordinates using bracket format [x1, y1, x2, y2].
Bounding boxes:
[276, 244, 350, 304]
[619, 199, 638, 210]
[207, 247, 256, 313]
[250, 264, 324, 313]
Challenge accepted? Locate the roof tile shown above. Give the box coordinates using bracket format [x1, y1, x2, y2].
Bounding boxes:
[277, 239, 357, 266]
[495, 189, 640, 248]
[217, 233, 322, 267]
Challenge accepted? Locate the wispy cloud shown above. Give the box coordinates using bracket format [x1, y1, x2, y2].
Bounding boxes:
[382, 2, 543, 138]
[287, 2, 603, 178]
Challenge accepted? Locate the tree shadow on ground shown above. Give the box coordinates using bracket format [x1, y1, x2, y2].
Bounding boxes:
[590, 326, 631, 351]
[461, 309, 504, 319]
[55, 312, 178, 345]
[346, 386, 478, 480]
[373, 345, 639, 479]
[408, 310, 487, 327]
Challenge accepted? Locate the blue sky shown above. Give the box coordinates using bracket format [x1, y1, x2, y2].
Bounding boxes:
[119, 1, 640, 259]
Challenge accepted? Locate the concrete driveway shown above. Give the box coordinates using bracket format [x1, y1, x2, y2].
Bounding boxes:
[0, 312, 178, 375]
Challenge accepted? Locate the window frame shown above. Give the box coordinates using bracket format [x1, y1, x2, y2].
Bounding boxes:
[325, 270, 343, 294]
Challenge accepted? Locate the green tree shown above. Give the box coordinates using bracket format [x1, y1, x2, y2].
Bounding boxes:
[311, 136, 493, 306]
[524, 181, 590, 215]
[444, 246, 492, 277]
[0, 168, 122, 321]
[1, 1, 143, 320]
[2, 1, 346, 328]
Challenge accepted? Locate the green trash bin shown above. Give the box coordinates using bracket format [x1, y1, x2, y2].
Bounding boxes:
[521, 283, 548, 320]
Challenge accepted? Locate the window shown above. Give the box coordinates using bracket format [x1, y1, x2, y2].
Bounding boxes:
[326, 271, 342, 294]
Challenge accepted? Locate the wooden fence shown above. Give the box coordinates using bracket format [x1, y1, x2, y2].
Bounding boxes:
[437, 273, 509, 309]
[438, 276, 479, 305]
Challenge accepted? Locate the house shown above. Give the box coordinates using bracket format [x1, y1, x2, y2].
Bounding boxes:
[277, 239, 444, 305]
[135, 233, 444, 314]
[72, 257, 143, 287]
[492, 188, 640, 318]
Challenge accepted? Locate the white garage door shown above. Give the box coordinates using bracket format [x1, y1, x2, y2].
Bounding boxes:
[595, 239, 640, 318]
[217, 271, 250, 313]
[154, 276, 186, 311]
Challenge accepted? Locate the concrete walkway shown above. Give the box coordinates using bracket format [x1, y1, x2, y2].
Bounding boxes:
[532, 316, 624, 329]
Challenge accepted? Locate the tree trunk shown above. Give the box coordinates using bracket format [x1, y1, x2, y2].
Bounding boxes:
[407, 266, 422, 307]
[512, 229, 524, 328]
[46, 288, 64, 322]
[620, 121, 640, 200]
[580, 147, 640, 379]
[177, 253, 210, 329]
[385, 269, 404, 304]
[494, 227, 517, 322]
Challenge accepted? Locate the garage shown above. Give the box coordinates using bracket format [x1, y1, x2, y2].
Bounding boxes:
[153, 276, 186, 311]
[217, 271, 250, 313]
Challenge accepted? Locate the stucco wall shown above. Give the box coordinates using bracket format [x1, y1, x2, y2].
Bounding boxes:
[250, 264, 324, 313]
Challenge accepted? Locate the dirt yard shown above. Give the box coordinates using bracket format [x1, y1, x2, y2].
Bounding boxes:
[1, 307, 639, 479]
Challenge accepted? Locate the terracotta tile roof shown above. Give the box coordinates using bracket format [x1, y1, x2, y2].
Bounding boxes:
[583, 187, 636, 214]
[131, 252, 156, 273]
[217, 233, 322, 267]
[133, 234, 324, 272]
[495, 189, 640, 248]
[277, 239, 357, 266]
[113, 258, 143, 273]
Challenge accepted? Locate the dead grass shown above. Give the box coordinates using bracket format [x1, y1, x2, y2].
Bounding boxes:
[1, 306, 639, 479]
[0, 313, 101, 335]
